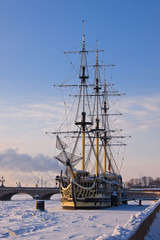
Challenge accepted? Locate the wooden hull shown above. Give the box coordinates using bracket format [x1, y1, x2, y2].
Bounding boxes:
[59, 177, 122, 209]
[61, 197, 111, 209]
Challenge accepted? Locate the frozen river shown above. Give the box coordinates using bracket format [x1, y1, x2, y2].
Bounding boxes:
[0, 194, 153, 239]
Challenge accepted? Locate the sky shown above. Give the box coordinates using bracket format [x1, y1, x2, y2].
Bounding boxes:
[0, 0, 160, 186]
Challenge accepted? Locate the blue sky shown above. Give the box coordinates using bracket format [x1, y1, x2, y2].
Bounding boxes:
[0, 0, 160, 186]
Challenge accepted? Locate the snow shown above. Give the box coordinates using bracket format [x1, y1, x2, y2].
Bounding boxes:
[0, 194, 156, 239]
[97, 199, 160, 240]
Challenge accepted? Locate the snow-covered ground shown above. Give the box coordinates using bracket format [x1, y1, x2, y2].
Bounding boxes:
[0, 194, 154, 239]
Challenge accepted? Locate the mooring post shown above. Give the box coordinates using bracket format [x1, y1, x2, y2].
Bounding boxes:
[111, 191, 119, 206]
[139, 200, 142, 206]
[122, 188, 128, 204]
[36, 200, 45, 211]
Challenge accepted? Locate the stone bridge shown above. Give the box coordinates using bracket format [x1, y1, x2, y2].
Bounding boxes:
[0, 187, 60, 200]
[122, 189, 160, 205]
[126, 189, 160, 199]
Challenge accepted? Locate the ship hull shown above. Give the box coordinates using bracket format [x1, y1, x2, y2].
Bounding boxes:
[61, 198, 111, 209]
[58, 175, 122, 209]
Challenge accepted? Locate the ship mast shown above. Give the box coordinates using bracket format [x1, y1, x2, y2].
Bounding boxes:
[102, 75, 112, 173]
[46, 23, 128, 176]
[102, 73, 108, 173]
[100, 68, 129, 175]
[94, 42, 101, 177]
[81, 33, 87, 171]
[75, 21, 92, 171]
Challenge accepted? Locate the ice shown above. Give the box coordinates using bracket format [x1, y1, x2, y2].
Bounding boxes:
[0, 194, 156, 239]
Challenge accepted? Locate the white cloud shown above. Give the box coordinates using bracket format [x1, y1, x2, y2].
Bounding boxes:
[0, 98, 66, 154]
[0, 148, 63, 187]
[0, 148, 59, 172]
[115, 95, 160, 133]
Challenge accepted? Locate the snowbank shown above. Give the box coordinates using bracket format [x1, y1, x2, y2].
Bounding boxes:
[96, 199, 160, 240]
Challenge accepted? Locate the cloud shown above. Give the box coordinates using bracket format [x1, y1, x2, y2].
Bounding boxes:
[0, 148, 65, 187]
[115, 95, 160, 133]
[0, 99, 64, 130]
[0, 148, 60, 172]
[0, 98, 66, 155]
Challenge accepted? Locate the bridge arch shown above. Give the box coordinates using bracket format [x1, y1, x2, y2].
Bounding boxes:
[11, 193, 33, 200]
[0, 192, 16, 201]
[40, 192, 58, 200]
[50, 193, 61, 200]
[0, 187, 60, 200]
[0, 191, 34, 200]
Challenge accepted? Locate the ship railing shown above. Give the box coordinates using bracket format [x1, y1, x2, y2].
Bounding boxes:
[74, 180, 95, 190]
[75, 185, 95, 199]
[61, 182, 72, 190]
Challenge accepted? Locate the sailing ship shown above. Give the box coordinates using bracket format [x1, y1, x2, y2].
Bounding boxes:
[47, 26, 127, 209]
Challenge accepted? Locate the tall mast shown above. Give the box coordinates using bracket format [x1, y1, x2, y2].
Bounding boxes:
[94, 41, 101, 177]
[75, 20, 92, 171]
[81, 30, 86, 171]
[102, 72, 108, 173]
[101, 67, 128, 174]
